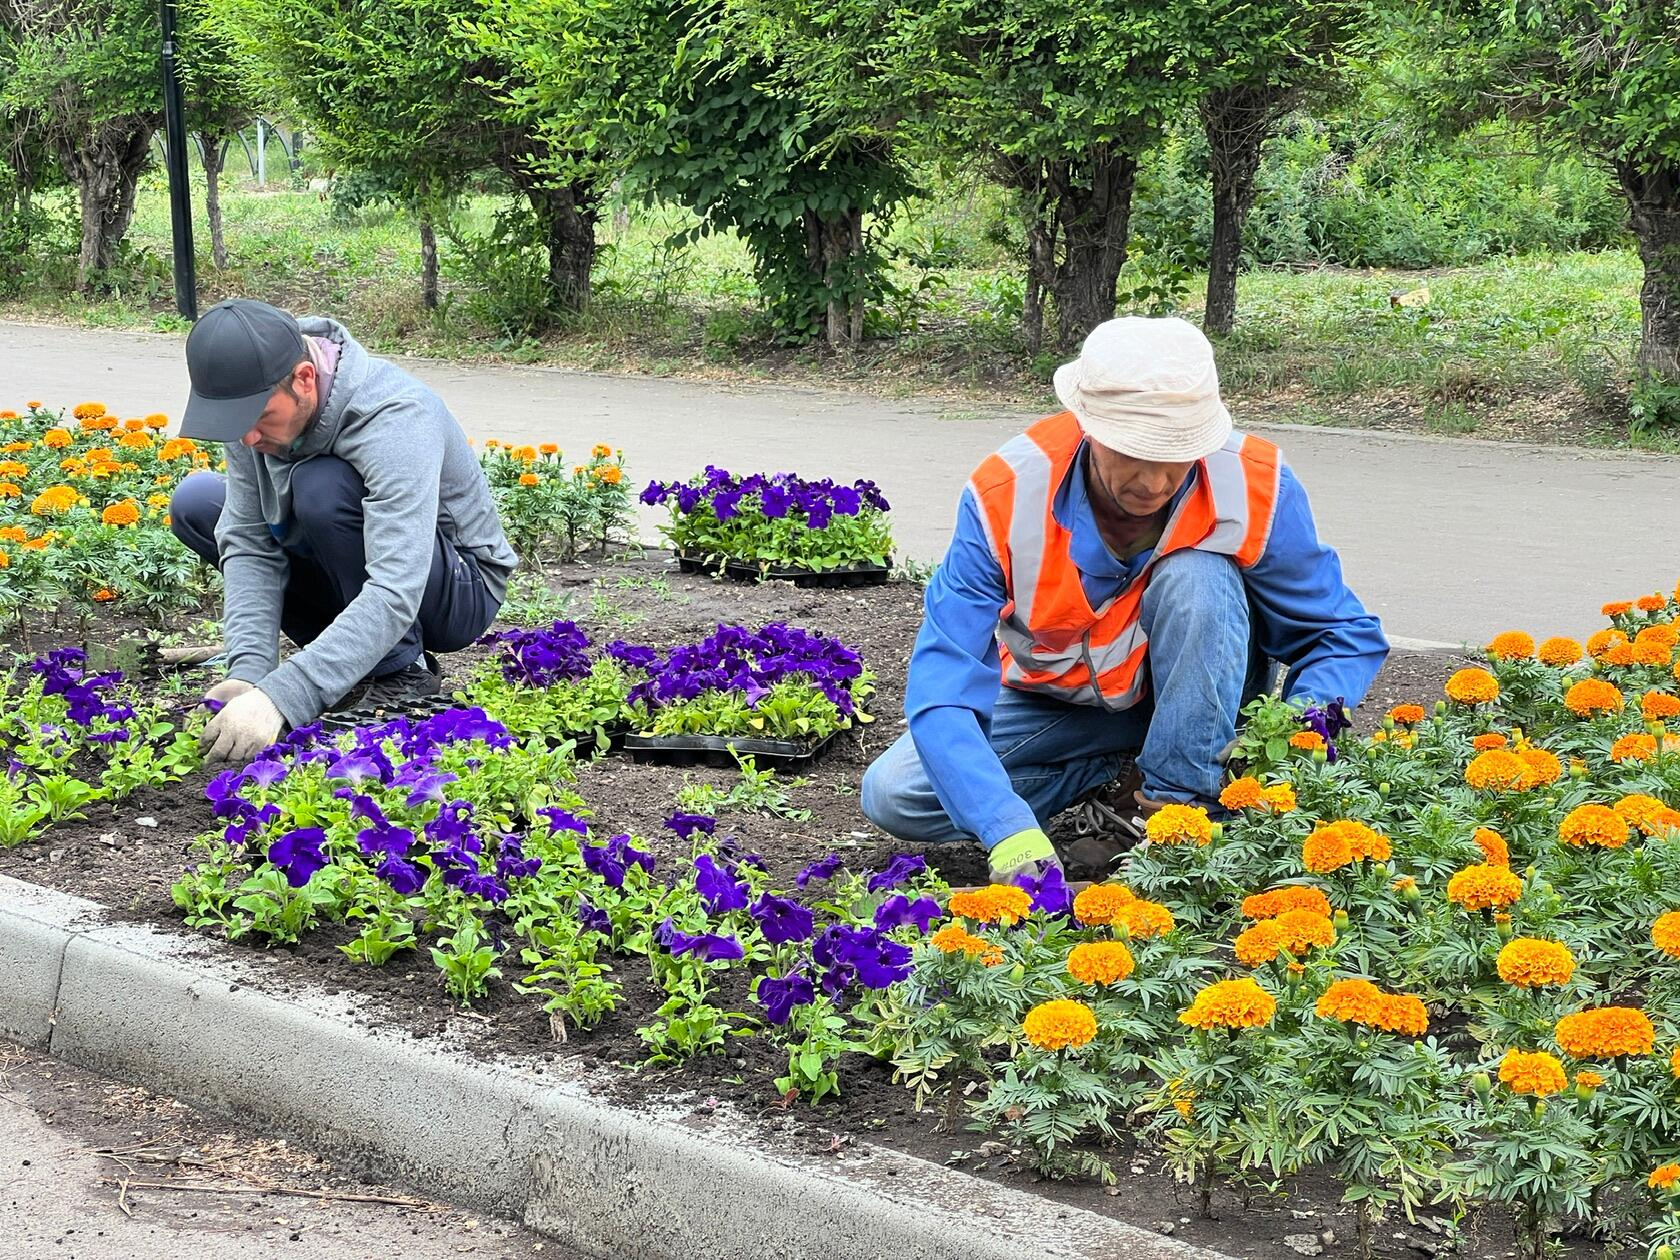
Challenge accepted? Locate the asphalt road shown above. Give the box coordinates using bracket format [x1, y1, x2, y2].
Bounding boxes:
[6, 318, 1678, 647]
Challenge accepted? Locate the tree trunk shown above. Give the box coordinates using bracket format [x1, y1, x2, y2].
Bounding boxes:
[1202, 85, 1296, 336]
[1619, 157, 1680, 380]
[1047, 151, 1138, 351]
[198, 130, 229, 269]
[811, 206, 864, 349]
[524, 179, 598, 315]
[58, 120, 156, 292]
[419, 216, 439, 309]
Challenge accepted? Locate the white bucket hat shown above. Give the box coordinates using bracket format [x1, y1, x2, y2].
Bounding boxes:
[1052, 316, 1232, 461]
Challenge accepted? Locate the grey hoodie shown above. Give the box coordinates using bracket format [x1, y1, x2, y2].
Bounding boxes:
[216, 317, 518, 724]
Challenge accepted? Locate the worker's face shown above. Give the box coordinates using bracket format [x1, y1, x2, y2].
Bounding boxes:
[240, 361, 317, 455]
[1085, 442, 1195, 517]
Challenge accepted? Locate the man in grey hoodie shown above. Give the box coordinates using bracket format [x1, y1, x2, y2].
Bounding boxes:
[169, 298, 519, 764]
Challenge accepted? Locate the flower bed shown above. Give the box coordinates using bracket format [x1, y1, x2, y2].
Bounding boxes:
[640, 467, 893, 579]
[0, 402, 218, 623]
[479, 440, 633, 566]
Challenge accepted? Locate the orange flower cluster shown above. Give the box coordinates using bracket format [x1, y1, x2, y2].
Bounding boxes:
[1639, 594, 1671, 613]
[1022, 999, 1098, 1051]
[1114, 899, 1175, 939]
[1066, 941, 1135, 986]
[1496, 938, 1576, 988]
[1241, 885, 1333, 920]
[1315, 978, 1429, 1035]
[1554, 1006, 1655, 1058]
[1565, 678, 1624, 718]
[946, 884, 1032, 926]
[1235, 910, 1335, 965]
[1588, 628, 1629, 660]
[1642, 692, 1680, 722]
[1180, 977, 1276, 1031]
[29, 484, 77, 515]
[1302, 820, 1391, 873]
[1289, 730, 1325, 752]
[1499, 1049, 1568, 1097]
[1465, 749, 1528, 791]
[1611, 733, 1658, 763]
[930, 924, 1004, 965]
[1473, 827, 1510, 866]
[99, 499, 140, 527]
[1652, 912, 1680, 959]
[1145, 803, 1215, 846]
[1559, 803, 1631, 849]
[1445, 668, 1499, 705]
[1515, 745, 1562, 787]
[1218, 777, 1266, 810]
[1537, 637, 1583, 666]
[1486, 631, 1535, 659]
[1387, 704, 1426, 725]
[1614, 794, 1680, 837]
[1447, 863, 1523, 911]
[1071, 883, 1134, 926]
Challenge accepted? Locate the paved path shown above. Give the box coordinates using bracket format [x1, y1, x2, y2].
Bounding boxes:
[10, 319, 1679, 647]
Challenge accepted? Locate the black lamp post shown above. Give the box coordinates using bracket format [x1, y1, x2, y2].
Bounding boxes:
[159, 0, 198, 321]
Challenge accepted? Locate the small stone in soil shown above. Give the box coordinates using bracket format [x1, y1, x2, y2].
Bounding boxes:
[1283, 1235, 1324, 1257]
[134, 816, 158, 828]
[1152, 1222, 1175, 1236]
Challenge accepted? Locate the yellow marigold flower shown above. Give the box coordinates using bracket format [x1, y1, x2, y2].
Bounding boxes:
[1316, 977, 1385, 1024]
[1651, 1165, 1680, 1191]
[0, 460, 26, 479]
[1446, 668, 1500, 704]
[1066, 941, 1135, 986]
[1471, 732, 1509, 751]
[1447, 863, 1524, 911]
[1497, 938, 1576, 988]
[1115, 899, 1175, 939]
[1500, 1049, 1568, 1097]
[99, 499, 140, 527]
[147, 493, 170, 509]
[1560, 803, 1631, 849]
[1167, 1079, 1196, 1119]
[0, 548, 9, 569]
[1652, 912, 1680, 959]
[1388, 704, 1425, 725]
[1219, 777, 1265, 810]
[1639, 594, 1670, 613]
[1263, 783, 1296, 813]
[1376, 993, 1430, 1036]
[1642, 693, 1680, 722]
[1612, 733, 1658, 763]
[1071, 883, 1135, 926]
[518, 472, 541, 487]
[2, 440, 30, 452]
[1290, 730, 1325, 751]
[42, 428, 72, 448]
[1146, 803, 1214, 846]
[1234, 920, 1285, 966]
[513, 445, 537, 462]
[1023, 999, 1098, 1051]
[71, 401, 106, 419]
[1241, 885, 1332, 920]
[1556, 1006, 1655, 1058]
[1487, 631, 1535, 660]
[0, 482, 19, 499]
[1565, 678, 1624, 718]
[120, 418, 144, 432]
[1588, 628, 1630, 659]
[1538, 637, 1583, 666]
[0, 525, 24, 543]
[1473, 827, 1510, 866]
[1272, 909, 1336, 955]
[1180, 977, 1276, 1031]
[946, 884, 1033, 926]
[29, 484, 78, 516]
[1634, 640, 1674, 667]
[1466, 749, 1528, 791]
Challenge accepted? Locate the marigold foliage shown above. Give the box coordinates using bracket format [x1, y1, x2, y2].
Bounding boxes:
[1500, 1049, 1568, 1097]
[1066, 941, 1135, 986]
[1445, 668, 1499, 704]
[1180, 977, 1276, 1031]
[1496, 937, 1577, 988]
[1555, 1006, 1655, 1058]
[1023, 999, 1098, 1051]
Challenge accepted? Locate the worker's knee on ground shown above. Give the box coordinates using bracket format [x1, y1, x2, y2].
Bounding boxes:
[167, 472, 223, 555]
[1143, 549, 1247, 625]
[288, 456, 365, 536]
[858, 754, 896, 831]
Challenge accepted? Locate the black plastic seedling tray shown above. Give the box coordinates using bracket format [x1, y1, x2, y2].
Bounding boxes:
[672, 550, 891, 589]
[622, 730, 843, 769]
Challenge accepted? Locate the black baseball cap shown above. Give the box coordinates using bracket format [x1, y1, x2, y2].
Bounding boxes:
[181, 299, 307, 442]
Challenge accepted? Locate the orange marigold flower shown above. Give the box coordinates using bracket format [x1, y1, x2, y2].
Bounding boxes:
[1388, 704, 1426, 725]
[946, 884, 1032, 926]
[1634, 640, 1674, 668]
[158, 437, 198, 461]
[143, 413, 169, 429]
[1466, 749, 1528, 791]
[1242, 885, 1333, 920]
[1376, 993, 1430, 1036]
[1071, 883, 1135, 926]
[1302, 825, 1353, 873]
[539, 443, 559, 455]
[1672, 1045, 1680, 1078]
[1145, 802, 1215, 846]
[1639, 624, 1680, 649]
[1652, 913, 1680, 959]
[1555, 1006, 1655, 1058]
[1605, 642, 1637, 667]
[1471, 732, 1509, 751]
[1614, 793, 1671, 835]
[1612, 733, 1658, 763]
[1272, 909, 1336, 955]
[1180, 977, 1276, 1031]
[1639, 594, 1670, 613]
[71, 402, 105, 419]
[1219, 777, 1266, 810]
[1575, 1070, 1604, 1089]
[1497, 938, 1576, 988]
[1023, 999, 1098, 1051]
[1447, 863, 1524, 911]
[1642, 693, 1680, 722]
[29, 484, 78, 516]
[0, 460, 26, 479]
[1500, 1049, 1568, 1097]
[1263, 783, 1296, 813]
[1651, 1164, 1680, 1191]
[99, 499, 140, 527]
[1289, 730, 1326, 751]
[1565, 678, 1624, 717]
[518, 473, 541, 487]
[79, 413, 117, 432]
[1560, 803, 1631, 849]
[513, 445, 537, 462]
[930, 926, 1001, 963]
[596, 466, 624, 485]
[1603, 600, 1636, 617]
[1517, 747, 1563, 788]
[0, 525, 25, 543]
[0, 549, 9, 569]
[1446, 668, 1500, 704]
[1538, 637, 1583, 666]
[1114, 899, 1175, 939]
[91, 588, 116, 602]
[1474, 827, 1510, 866]
[1486, 631, 1535, 660]
[0, 483, 19, 499]
[41, 428, 72, 448]
[1066, 941, 1135, 986]
[1588, 628, 1630, 660]
[117, 431, 152, 449]
[591, 443, 612, 458]
[1316, 978, 1386, 1024]
[1234, 920, 1286, 966]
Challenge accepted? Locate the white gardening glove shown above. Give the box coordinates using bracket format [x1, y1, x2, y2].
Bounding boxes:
[201, 688, 285, 764]
[204, 677, 255, 706]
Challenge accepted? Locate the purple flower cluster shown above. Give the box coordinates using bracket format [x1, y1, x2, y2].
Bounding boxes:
[1300, 698, 1351, 763]
[29, 648, 133, 729]
[641, 466, 890, 530]
[627, 622, 864, 714]
[482, 620, 594, 687]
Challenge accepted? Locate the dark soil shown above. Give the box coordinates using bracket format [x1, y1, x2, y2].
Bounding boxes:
[3, 556, 1596, 1259]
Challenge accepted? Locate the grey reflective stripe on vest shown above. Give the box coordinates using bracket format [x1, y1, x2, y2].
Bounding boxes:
[1200, 432, 1259, 554]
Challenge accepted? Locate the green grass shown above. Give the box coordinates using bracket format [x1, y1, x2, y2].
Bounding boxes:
[0, 169, 1651, 446]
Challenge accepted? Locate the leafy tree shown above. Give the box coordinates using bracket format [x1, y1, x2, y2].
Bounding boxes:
[750, 0, 1201, 352]
[179, 0, 259, 269]
[1406, 1, 1680, 393]
[214, 0, 603, 315]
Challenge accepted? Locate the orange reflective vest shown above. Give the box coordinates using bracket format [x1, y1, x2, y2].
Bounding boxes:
[968, 412, 1283, 709]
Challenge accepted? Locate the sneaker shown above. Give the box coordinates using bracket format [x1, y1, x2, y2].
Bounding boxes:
[325, 654, 441, 715]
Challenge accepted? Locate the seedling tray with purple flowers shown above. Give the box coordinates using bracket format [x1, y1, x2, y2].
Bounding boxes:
[674, 549, 893, 589]
[622, 729, 845, 769]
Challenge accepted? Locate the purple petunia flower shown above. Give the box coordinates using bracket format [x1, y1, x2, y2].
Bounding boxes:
[1012, 864, 1073, 917]
[267, 827, 328, 888]
[664, 811, 716, 840]
[812, 923, 913, 993]
[756, 971, 816, 1025]
[538, 807, 589, 836]
[749, 892, 815, 945]
[694, 854, 750, 915]
[376, 853, 426, 895]
[873, 894, 942, 935]
[242, 757, 289, 790]
[582, 833, 655, 888]
[866, 854, 926, 894]
[494, 834, 542, 881]
[606, 641, 660, 672]
[357, 822, 416, 860]
[796, 852, 844, 888]
[576, 896, 611, 936]
[657, 918, 745, 962]
[1300, 698, 1352, 763]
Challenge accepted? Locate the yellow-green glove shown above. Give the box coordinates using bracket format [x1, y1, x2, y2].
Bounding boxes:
[987, 827, 1058, 882]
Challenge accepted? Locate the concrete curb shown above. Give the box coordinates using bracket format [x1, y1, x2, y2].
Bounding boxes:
[0, 875, 1231, 1260]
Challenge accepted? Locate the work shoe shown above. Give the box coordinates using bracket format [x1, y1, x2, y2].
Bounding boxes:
[326, 653, 442, 715]
[1057, 764, 1147, 873]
